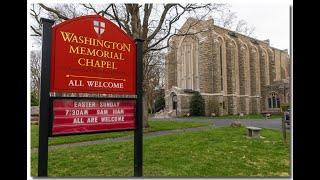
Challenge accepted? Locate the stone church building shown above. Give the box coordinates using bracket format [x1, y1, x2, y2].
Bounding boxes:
[165, 18, 290, 117]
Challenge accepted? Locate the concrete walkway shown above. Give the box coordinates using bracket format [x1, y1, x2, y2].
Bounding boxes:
[151, 118, 285, 130]
[31, 125, 214, 153]
[31, 118, 290, 153]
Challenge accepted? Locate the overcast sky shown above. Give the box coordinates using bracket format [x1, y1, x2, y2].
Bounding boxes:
[227, 0, 292, 54]
[29, 0, 292, 54]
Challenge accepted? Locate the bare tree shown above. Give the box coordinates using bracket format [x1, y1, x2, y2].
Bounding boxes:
[30, 50, 41, 98]
[30, 3, 227, 127]
[235, 19, 255, 36]
[144, 50, 165, 113]
[217, 11, 237, 29]
[212, 5, 255, 36]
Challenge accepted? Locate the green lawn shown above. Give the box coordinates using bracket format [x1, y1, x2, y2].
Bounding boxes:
[31, 121, 210, 148]
[31, 127, 290, 177]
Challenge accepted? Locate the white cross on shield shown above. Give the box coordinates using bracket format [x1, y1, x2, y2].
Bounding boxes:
[93, 20, 105, 35]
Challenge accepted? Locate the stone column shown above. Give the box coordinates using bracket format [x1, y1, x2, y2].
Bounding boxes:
[234, 39, 240, 114]
[193, 42, 199, 91]
[198, 34, 213, 93]
[260, 47, 270, 86]
[237, 39, 250, 114]
[268, 48, 276, 84]
[165, 43, 177, 112]
[259, 46, 269, 112]
[225, 36, 239, 115]
[220, 37, 228, 115]
[210, 35, 224, 116]
[249, 43, 261, 114]
[166, 49, 177, 90]
[212, 37, 222, 94]
[280, 50, 289, 80]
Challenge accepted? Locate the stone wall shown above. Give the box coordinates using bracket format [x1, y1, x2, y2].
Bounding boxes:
[237, 39, 250, 114]
[280, 50, 290, 80]
[165, 48, 177, 91]
[274, 49, 281, 81]
[165, 17, 290, 116]
[225, 35, 240, 115]
[198, 33, 214, 93]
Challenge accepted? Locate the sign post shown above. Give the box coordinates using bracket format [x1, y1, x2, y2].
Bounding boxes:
[134, 39, 144, 177]
[38, 18, 55, 177]
[37, 15, 143, 177]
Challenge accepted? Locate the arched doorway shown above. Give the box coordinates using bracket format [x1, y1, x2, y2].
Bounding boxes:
[171, 92, 177, 116]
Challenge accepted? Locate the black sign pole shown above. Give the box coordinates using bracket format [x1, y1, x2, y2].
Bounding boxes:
[38, 18, 55, 177]
[134, 39, 144, 177]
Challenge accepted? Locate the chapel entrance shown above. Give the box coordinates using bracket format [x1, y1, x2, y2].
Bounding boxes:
[171, 92, 177, 116]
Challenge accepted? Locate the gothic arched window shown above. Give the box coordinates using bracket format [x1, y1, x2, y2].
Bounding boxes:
[268, 92, 280, 109]
[177, 36, 199, 90]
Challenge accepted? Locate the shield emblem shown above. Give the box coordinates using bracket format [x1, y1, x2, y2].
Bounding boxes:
[93, 20, 105, 35]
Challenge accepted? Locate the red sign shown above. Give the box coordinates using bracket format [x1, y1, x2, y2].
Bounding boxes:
[50, 15, 136, 95]
[52, 99, 135, 135]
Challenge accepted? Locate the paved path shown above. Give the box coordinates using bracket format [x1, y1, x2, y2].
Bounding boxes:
[213, 119, 285, 130]
[151, 118, 285, 130]
[32, 118, 289, 153]
[31, 125, 214, 153]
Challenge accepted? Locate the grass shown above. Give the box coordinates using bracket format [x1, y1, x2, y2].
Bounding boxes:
[31, 126, 290, 177]
[31, 120, 210, 148]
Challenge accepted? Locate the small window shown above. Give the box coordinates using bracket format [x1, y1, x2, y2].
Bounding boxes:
[272, 96, 276, 108]
[269, 92, 280, 109]
[268, 98, 272, 108]
[276, 98, 280, 108]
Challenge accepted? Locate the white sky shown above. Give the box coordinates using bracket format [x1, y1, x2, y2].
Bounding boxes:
[29, 0, 293, 54]
[228, 1, 291, 53]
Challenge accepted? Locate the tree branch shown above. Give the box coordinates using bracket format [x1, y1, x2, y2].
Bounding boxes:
[30, 26, 42, 36]
[39, 3, 69, 20]
[81, 3, 99, 14]
[147, 4, 216, 53]
[126, 4, 142, 38]
[123, 5, 132, 36]
[99, 4, 112, 16]
[111, 4, 124, 30]
[149, 26, 213, 52]
[30, 4, 41, 26]
[81, 3, 132, 37]
[142, 4, 153, 40]
[146, 5, 186, 52]
[146, 4, 176, 42]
